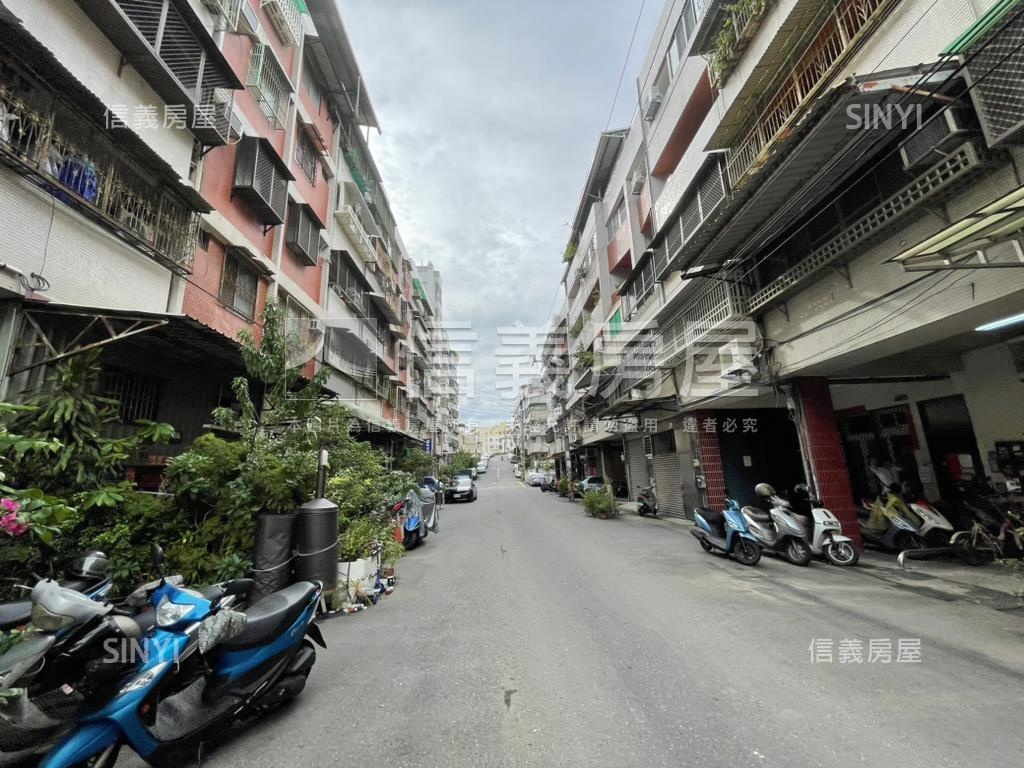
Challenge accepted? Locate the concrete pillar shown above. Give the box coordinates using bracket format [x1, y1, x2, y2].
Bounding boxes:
[795, 378, 862, 548]
[694, 409, 727, 510]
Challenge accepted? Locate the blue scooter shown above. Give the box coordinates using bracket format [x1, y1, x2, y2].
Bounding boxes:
[39, 545, 326, 768]
[691, 497, 762, 565]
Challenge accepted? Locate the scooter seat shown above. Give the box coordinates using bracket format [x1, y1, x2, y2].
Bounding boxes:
[0, 600, 32, 631]
[219, 582, 318, 651]
[742, 506, 772, 524]
[697, 507, 724, 526]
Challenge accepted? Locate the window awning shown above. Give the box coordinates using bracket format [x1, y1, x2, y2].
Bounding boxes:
[889, 185, 1024, 270]
[367, 291, 401, 326]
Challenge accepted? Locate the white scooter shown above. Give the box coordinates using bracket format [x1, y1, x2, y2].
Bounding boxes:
[904, 495, 955, 547]
[771, 484, 860, 566]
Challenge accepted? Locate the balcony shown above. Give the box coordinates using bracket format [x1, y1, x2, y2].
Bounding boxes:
[656, 279, 750, 368]
[725, 0, 892, 190]
[335, 181, 376, 262]
[0, 73, 202, 274]
[73, 0, 242, 145]
[247, 44, 292, 130]
[707, 2, 771, 87]
[262, 0, 305, 47]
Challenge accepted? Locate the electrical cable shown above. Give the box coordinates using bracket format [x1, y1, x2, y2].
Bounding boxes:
[605, 0, 649, 133]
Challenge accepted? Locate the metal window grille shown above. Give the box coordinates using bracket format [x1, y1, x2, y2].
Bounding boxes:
[295, 132, 318, 185]
[965, 7, 1024, 146]
[247, 43, 292, 129]
[104, 368, 162, 423]
[220, 250, 259, 319]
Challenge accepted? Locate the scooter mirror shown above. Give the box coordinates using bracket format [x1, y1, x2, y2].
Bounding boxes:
[150, 543, 166, 572]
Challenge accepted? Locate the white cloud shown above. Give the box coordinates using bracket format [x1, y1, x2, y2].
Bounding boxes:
[341, 0, 658, 422]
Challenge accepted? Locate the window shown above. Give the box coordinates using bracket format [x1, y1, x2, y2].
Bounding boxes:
[103, 368, 161, 423]
[286, 203, 323, 265]
[295, 132, 319, 185]
[220, 249, 260, 319]
[606, 198, 627, 240]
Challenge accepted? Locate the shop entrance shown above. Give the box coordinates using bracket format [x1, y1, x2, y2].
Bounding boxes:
[918, 394, 983, 502]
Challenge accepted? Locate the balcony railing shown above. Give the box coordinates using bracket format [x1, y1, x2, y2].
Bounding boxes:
[726, 0, 890, 189]
[78, 0, 241, 145]
[607, 220, 632, 274]
[262, 0, 304, 47]
[0, 80, 200, 274]
[708, 2, 769, 87]
[657, 279, 750, 368]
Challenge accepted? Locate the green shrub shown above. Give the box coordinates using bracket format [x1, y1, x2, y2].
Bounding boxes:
[557, 478, 569, 497]
[583, 489, 617, 518]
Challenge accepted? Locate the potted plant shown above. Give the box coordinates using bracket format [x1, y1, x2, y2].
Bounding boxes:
[583, 489, 618, 519]
[557, 478, 569, 497]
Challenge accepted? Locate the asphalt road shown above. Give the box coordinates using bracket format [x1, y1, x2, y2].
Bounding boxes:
[114, 457, 1024, 766]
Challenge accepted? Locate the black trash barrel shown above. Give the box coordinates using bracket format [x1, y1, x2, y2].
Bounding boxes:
[293, 496, 339, 603]
[250, 513, 295, 599]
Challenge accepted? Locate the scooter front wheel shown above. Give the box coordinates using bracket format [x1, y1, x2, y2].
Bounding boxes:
[824, 540, 859, 566]
[732, 538, 761, 566]
[784, 538, 813, 566]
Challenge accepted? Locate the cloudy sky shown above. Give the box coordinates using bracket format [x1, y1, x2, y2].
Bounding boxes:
[341, 0, 659, 425]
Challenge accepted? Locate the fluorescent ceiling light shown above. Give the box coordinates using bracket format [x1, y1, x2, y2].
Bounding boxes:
[975, 312, 1024, 332]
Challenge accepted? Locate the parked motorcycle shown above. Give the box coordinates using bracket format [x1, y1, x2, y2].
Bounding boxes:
[858, 485, 923, 551]
[691, 497, 762, 565]
[783, 484, 859, 566]
[741, 484, 812, 565]
[0, 550, 113, 634]
[903, 496, 955, 547]
[39, 545, 324, 768]
[392, 485, 439, 550]
[636, 486, 657, 516]
[0, 565, 244, 757]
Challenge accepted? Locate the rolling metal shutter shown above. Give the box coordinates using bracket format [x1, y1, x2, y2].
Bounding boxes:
[652, 453, 686, 518]
[625, 436, 649, 501]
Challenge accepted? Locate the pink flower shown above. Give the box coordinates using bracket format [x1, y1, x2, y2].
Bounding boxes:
[0, 498, 19, 513]
[0, 512, 29, 537]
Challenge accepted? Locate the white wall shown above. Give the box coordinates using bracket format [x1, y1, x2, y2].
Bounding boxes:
[7, 0, 195, 179]
[953, 342, 1024, 459]
[0, 171, 173, 311]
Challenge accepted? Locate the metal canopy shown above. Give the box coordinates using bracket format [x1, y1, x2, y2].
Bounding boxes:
[10, 302, 244, 375]
[889, 185, 1024, 270]
[691, 66, 960, 272]
[366, 291, 401, 326]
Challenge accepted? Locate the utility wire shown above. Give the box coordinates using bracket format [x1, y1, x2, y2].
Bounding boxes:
[605, 0, 648, 132]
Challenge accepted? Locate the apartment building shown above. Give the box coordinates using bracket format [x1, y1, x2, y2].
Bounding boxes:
[0, 0, 457, 475]
[511, 381, 552, 470]
[547, 0, 1024, 533]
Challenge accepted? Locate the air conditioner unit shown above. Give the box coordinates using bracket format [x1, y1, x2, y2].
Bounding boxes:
[237, 0, 261, 36]
[643, 86, 664, 122]
[630, 169, 646, 195]
[900, 108, 972, 170]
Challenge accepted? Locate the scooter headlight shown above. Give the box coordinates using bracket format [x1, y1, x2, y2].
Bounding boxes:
[117, 660, 171, 696]
[155, 596, 193, 627]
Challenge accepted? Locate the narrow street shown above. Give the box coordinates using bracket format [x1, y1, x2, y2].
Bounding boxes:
[188, 456, 1024, 768]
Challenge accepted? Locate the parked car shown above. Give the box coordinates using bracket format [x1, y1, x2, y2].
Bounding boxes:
[575, 475, 605, 497]
[446, 474, 477, 503]
[526, 471, 545, 486]
[513, 466, 522, 479]
[454, 467, 478, 481]
[476, 462, 488, 474]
